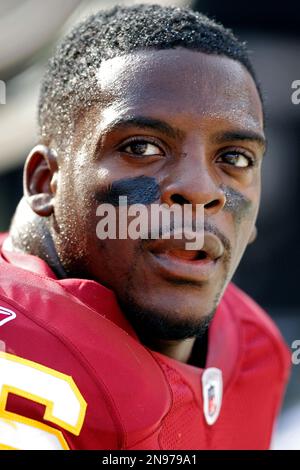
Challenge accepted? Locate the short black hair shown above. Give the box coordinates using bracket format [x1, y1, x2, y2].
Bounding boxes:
[38, 3, 262, 150]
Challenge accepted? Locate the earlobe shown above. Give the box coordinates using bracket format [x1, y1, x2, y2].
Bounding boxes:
[24, 145, 58, 217]
[248, 225, 257, 245]
[26, 194, 54, 217]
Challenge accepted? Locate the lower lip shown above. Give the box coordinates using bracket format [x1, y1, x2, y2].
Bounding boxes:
[147, 250, 220, 282]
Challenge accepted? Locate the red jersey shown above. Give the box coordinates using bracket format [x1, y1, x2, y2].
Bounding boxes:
[0, 233, 290, 450]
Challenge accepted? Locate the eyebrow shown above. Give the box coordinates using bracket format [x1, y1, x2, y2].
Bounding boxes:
[103, 115, 185, 140]
[102, 115, 266, 152]
[212, 130, 267, 152]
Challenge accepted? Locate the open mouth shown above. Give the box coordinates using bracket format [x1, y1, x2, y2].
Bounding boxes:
[145, 232, 225, 282]
[165, 249, 210, 262]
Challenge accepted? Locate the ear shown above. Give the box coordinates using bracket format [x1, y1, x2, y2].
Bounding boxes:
[24, 145, 58, 217]
[248, 225, 257, 245]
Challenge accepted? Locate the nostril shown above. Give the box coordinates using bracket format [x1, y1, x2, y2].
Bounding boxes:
[205, 199, 219, 210]
[196, 250, 207, 260]
[171, 194, 190, 205]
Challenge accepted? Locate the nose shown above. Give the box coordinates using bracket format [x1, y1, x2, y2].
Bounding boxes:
[161, 158, 226, 216]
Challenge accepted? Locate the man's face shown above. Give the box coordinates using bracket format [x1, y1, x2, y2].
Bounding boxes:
[52, 48, 265, 340]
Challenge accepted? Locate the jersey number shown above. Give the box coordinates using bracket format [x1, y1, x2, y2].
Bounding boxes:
[0, 352, 87, 450]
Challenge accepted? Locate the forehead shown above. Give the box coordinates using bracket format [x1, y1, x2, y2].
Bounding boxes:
[95, 48, 264, 132]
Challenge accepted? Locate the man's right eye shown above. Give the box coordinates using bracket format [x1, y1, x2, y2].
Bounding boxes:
[119, 139, 164, 157]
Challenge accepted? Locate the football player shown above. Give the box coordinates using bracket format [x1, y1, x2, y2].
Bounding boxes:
[0, 4, 290, 450]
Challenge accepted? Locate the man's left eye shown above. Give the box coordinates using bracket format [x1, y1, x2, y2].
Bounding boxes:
[217, 152, 253, 168]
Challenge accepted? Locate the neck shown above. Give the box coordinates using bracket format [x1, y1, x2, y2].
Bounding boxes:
[142, 328, 209, 366]
[146, 337, 196, 364]
[8, 198, 67, 279]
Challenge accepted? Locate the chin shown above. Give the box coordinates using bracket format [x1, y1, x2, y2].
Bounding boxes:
[118, 294, 218, 342]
